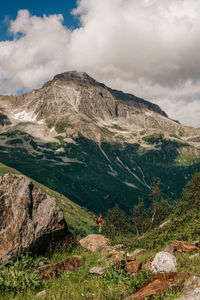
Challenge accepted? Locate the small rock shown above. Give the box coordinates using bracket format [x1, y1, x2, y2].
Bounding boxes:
[35, 257, 83, 279]
[175, 287, 200, 300]
[150, 251, 177, 273]
[127, 255, 136, 262]
[126, 261, 141, 274]
[189, 253, 200, 260]
[106, 251, 126, 267]
[35, 290, 47, 298]
[89, 267, 107, 275]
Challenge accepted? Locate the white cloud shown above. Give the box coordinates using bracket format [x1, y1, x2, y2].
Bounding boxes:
[0, 1, 200, 127]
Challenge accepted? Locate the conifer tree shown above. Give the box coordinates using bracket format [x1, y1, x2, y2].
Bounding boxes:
[104, 203, 130, 238]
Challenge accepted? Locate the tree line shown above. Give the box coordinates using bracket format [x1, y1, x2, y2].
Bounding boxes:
[103, 172, 200, 239]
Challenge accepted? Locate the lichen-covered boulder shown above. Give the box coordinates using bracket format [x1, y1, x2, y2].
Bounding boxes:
[0, 173, 73, 263]
[150, 251, 177, 273]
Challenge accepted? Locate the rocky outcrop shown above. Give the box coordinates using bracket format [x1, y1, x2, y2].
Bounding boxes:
[165, 240, 199, 254]
[125, 273, 180, 300]
[0, 173, 73, 263]
[150, 251, 177, 273]
[35, 257, 82, 279]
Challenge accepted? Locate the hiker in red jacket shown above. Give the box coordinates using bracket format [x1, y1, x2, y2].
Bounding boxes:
[97, 214, 103, 234]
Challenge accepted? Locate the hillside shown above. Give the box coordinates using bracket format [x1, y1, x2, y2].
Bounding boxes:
[0, 162, 96, 237]
[0, 71, 200, 213]
[1, 173, 200, 300]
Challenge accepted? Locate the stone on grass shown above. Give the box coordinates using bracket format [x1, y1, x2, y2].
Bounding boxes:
[35, 257, 83, 279]
[106, 251, 126, 267]
[79, 234, 110, 253]
[89, 267, 107, 275]
[126, 261, 141, 274]
[35, 290, 47, 298]
[165, 240, 199, 254]
[124, 272, 179, 300]
[150, 251, 177, 273]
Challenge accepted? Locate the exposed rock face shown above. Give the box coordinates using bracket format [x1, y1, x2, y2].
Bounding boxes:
[0, 71, 200, 214]
[0, 173, 73, 263]
[150, 251, 177, 273]
[35, 257, 83, 279]
[1, 71, 200, 144]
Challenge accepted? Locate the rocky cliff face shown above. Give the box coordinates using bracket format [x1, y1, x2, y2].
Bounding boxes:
[0, 173, 73, 263]
[0, 71, 200, 213]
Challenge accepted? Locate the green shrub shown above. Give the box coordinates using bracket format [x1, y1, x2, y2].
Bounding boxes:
[0, 254, 48, 293]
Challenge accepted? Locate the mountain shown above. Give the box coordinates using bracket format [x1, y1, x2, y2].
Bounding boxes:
[0, 71, 200, 213]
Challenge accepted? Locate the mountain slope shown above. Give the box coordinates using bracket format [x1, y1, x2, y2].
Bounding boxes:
[0, 71, 200, 213]
[0, 162, 96, 236]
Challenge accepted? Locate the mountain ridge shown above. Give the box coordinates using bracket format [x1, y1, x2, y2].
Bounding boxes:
[0, 71, 200, 213]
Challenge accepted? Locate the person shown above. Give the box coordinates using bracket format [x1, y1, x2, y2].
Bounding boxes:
[98, 214, 103, 234]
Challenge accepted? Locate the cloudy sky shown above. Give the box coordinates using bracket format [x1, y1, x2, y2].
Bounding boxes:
[0, 0, 200, 127]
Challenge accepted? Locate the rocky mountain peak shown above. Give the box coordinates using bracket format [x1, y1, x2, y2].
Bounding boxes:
[0, 71, 200, 145]
[43, 71, 102, 89]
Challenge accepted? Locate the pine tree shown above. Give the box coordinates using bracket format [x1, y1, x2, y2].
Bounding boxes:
[103, 204, 130, 238]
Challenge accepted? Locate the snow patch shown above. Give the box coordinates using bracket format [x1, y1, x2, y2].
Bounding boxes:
[13, 110, 37, 122]
[13, 110, 44, 124]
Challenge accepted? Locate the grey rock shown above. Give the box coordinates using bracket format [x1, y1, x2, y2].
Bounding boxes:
[0, 173, 73, 263]
[35, 290, 47, 298]
[189, 253, 200, 260]
[89, 267, 107, 275]
[183, 276, 200, 290]
[150, 251, 177, 273]
[175, 288, 200, 300]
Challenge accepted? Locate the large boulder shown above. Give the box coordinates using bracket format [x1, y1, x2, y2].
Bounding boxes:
[150, 251, 177, 273]
[79, 234, 112, 253]
[0, 173, 73, 263]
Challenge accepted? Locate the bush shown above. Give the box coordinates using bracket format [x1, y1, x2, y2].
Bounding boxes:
[0, 254, 48, 293]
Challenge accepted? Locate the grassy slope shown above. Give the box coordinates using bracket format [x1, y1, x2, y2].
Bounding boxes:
[0, 132, 200, 215]
[0, 162, 96, 237]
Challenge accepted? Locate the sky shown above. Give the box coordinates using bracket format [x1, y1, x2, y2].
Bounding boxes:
[0, 0, 200, 128]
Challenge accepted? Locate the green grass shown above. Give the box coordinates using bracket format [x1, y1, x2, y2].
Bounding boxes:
[0, 162, 96, 237]
[0, 247, 153, 300]
[174, 155, 200, 167]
